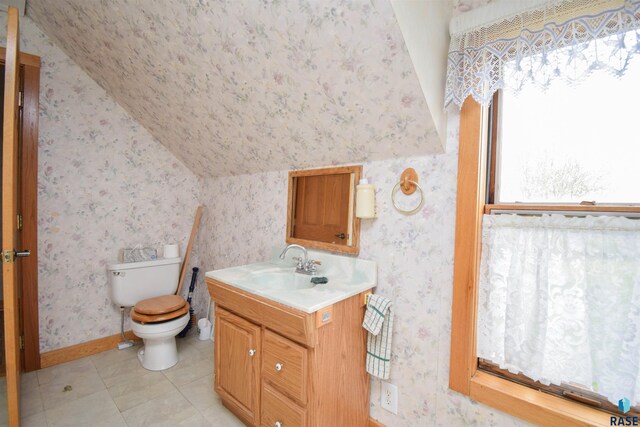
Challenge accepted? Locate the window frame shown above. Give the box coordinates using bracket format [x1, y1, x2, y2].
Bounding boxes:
[449, 96, 640, 426]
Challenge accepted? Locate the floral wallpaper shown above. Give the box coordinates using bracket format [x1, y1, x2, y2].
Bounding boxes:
[194, 111, 528, 426]
[1, 0, 527, 424]
[0, 13, 201, 352]
[26, 0, 441, 177]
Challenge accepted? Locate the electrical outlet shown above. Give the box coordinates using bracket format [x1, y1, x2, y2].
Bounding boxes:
[381, 381, 398, 414]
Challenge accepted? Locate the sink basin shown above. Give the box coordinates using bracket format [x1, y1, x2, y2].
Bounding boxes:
[205, 249, 377, 313]
[250, 271, 314, 291]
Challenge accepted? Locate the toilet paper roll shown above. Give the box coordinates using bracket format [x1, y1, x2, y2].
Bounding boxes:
[163, 244, 180, 259]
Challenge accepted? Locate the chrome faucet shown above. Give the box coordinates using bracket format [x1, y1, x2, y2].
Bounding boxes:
[279, 244, 320, 275]
[279, 244, 307, 263]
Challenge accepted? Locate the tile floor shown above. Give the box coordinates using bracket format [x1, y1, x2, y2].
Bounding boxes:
[0, 336, 245, 426]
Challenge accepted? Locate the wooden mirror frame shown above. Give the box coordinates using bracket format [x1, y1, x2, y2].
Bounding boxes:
[286, 165, 362, 255]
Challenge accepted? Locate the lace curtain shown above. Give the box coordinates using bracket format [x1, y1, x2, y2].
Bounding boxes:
[445, 0, 640, 108]
[478, 214, 640, 406]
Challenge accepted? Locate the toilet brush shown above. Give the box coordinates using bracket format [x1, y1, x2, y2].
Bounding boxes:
[178, 267, 199, 338]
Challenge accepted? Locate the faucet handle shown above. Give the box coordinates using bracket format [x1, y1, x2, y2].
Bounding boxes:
[305, 260, 320, 274]
[293, 256, 305, 269]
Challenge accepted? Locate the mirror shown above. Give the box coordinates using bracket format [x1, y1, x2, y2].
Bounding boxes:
[286, 165, 361, 255]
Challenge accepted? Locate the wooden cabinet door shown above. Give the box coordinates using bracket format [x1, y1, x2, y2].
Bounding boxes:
[293, 173, 351, 245]
[215, 307, 261, 426]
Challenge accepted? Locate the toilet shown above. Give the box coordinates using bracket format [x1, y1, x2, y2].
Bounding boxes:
[108, 257, 190, 371]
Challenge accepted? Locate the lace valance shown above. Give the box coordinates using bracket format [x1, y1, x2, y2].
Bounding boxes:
[445, 0, 640, 108]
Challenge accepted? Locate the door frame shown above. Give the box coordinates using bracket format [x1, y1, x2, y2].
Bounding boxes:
[1, 46, 41, 372]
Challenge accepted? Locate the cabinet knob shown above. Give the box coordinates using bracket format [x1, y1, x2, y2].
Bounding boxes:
[275, 363, 283, 372]
[248, 349, 256, 357]
[275, 422, 282, 427]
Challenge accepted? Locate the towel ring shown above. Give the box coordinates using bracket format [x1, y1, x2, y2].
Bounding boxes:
[392, 179, 424, 215]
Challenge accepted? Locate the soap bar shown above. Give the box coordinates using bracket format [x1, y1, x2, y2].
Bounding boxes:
[311, 277, 328, 285]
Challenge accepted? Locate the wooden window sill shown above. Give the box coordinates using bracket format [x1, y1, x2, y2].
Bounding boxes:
[470, 371, 613, 427]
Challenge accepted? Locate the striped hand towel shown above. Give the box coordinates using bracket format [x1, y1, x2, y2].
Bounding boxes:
[362, 294, 394, 380]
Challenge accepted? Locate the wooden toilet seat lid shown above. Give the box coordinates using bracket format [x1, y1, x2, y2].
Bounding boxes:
[131, 300, 189, 324]
[134, 295, 187, 315]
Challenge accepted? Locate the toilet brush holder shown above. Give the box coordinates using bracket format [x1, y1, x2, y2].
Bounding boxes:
[198, 318, 212, 340]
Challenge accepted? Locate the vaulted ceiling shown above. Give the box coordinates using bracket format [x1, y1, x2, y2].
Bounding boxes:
[27, 0, 441, 177]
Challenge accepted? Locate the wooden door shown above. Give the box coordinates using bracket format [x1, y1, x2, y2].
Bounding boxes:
[2, 7, 24, 425]
[214, 308, 261, 426]
[293, 173, 351, 245]
[19, 55, 40, 373]
[0, 47, 42, 375]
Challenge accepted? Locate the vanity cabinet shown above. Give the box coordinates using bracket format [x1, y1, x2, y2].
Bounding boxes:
[208, 278, 372, 427]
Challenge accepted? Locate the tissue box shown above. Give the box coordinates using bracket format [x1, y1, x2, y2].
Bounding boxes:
[121, 247, 157, 263]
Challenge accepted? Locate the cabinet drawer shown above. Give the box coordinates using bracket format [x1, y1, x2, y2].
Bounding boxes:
[262, 329, 307, 405]
[261, 384, 306, 427]
[207, 279, 316, 346]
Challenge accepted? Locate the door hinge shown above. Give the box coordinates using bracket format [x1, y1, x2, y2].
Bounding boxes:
[17, 213, 23, 231]
[18, 91, 23, 108]
[2, 250, 15, 264]
[19, 336, 24, 350]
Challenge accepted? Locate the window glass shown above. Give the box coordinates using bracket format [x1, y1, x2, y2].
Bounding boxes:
[496, 52, 640, 204]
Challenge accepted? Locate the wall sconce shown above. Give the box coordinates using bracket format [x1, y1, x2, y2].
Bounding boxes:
[356, 178, 377, 219]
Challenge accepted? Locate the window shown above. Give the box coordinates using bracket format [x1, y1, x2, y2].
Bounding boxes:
[479, 31, 640, 416]
[493, 50, 640, 205]
[450, 37, 640, 427]
[451, 98, 635, 427]
[448, 2, 640, 424]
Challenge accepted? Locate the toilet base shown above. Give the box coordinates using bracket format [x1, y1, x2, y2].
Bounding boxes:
[131, 312, 190, 371]
[138, 337, 179, 371]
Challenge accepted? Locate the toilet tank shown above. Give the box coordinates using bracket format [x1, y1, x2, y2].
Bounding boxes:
[107, 258, 182, 307]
